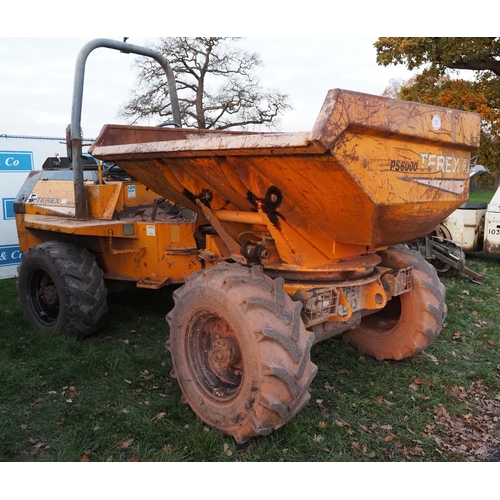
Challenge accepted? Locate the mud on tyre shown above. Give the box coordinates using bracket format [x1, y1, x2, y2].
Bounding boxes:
[166, 263, 317, 443]
[343, 245, 447, 361]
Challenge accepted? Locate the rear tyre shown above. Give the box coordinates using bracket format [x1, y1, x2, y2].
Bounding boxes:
[17, 241, 108, 338]
[166, 264, 317, 443]
[342, 245, 446, 361]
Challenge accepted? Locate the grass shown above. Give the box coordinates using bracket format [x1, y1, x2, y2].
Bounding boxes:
[2, 188, 500, 463]
[469, 189, 496, 203]
[1, 253, 499, 463]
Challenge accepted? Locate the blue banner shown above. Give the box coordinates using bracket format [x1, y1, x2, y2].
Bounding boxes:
[0, 244, 22, 267]
[0, 151, 33, 172]
[2, 198, 15, 220]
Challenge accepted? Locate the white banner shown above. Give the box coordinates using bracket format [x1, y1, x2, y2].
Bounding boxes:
[0, 135, 68, 279]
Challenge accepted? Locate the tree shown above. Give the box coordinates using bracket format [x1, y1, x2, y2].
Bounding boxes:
[375, 38, 500, 175]
[375, 37, 500, 76]
[119, 37, 291, 130]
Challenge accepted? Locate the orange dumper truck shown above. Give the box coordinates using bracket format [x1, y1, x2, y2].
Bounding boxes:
[14, 39, 480, 442]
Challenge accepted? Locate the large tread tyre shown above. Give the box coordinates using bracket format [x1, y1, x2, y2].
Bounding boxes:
[342, 245, 446, 361]
[166, 264, 317, 444]
[17, 241, 108, 338]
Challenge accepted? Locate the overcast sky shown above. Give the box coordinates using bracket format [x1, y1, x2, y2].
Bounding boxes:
[0, 36, 417, 139]
[0, 2, 485, 141]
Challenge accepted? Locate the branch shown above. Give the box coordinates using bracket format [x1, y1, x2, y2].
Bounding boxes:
[447, 58, 500, 77]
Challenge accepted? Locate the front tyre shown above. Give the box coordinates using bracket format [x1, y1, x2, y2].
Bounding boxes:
[342, 245, 447, 361]
[17, 241, 108, 338]
[166, 264, 317, 443]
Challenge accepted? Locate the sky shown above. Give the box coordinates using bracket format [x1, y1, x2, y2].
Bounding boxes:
[0, 36, 417, 140]
[0, 3, 487, 142]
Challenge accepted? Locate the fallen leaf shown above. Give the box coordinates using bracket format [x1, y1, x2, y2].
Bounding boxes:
[223, 443, 233, 456]
[409, 383, 419, 391]
[116, 439, 134, 449]
[81, 454, 90, 462]
[152, 412, 166, 422]
[335, 419, 350, 427]
[313, 434, 323, 443]
[163, 444, 172, 452]
[488, 339, 496, 346]
[124, 380, 132, 385]
[380, 425, 393, 431]
[384, 435, 395, 441]
[318, 421, 326, 429]
[422, 352, 439, 363]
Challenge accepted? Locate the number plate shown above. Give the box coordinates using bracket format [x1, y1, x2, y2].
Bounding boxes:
[341, 286, 362, 312]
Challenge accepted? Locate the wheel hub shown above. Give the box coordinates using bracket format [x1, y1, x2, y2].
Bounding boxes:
[186, 312, 243, 402]
[208, 335, 242, 385]
[28, 269, 60, 325]
[40, 283, 58, 308]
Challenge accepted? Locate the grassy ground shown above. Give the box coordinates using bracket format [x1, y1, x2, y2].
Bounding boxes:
[1, 250, 499, 462]
[1, 190, 499, 463]
[469, 189, 496, 203]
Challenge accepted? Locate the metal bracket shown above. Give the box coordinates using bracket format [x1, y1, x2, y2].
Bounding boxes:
[195, 200, 246, 264]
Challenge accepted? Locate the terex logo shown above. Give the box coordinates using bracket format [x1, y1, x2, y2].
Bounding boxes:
[419, 154, 470, 175]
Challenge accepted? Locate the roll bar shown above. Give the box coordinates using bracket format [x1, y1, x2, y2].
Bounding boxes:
[68, 38, 181, 220]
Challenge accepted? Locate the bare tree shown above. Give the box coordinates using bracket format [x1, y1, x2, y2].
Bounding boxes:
[119, 37, 292, 130]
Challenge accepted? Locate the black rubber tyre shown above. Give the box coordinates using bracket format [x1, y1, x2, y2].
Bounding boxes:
[431, 243, 466, 278]
[17, 241, 108, 338]
[343, 245, 447, 361]
[166, 264, 317, 443]
[428, 225, 466, 278]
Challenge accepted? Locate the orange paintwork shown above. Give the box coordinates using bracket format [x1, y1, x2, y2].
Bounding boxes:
[17, 89, 481, 319]
[89, 89, 480, 272]
[16, 178, 202, 286]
